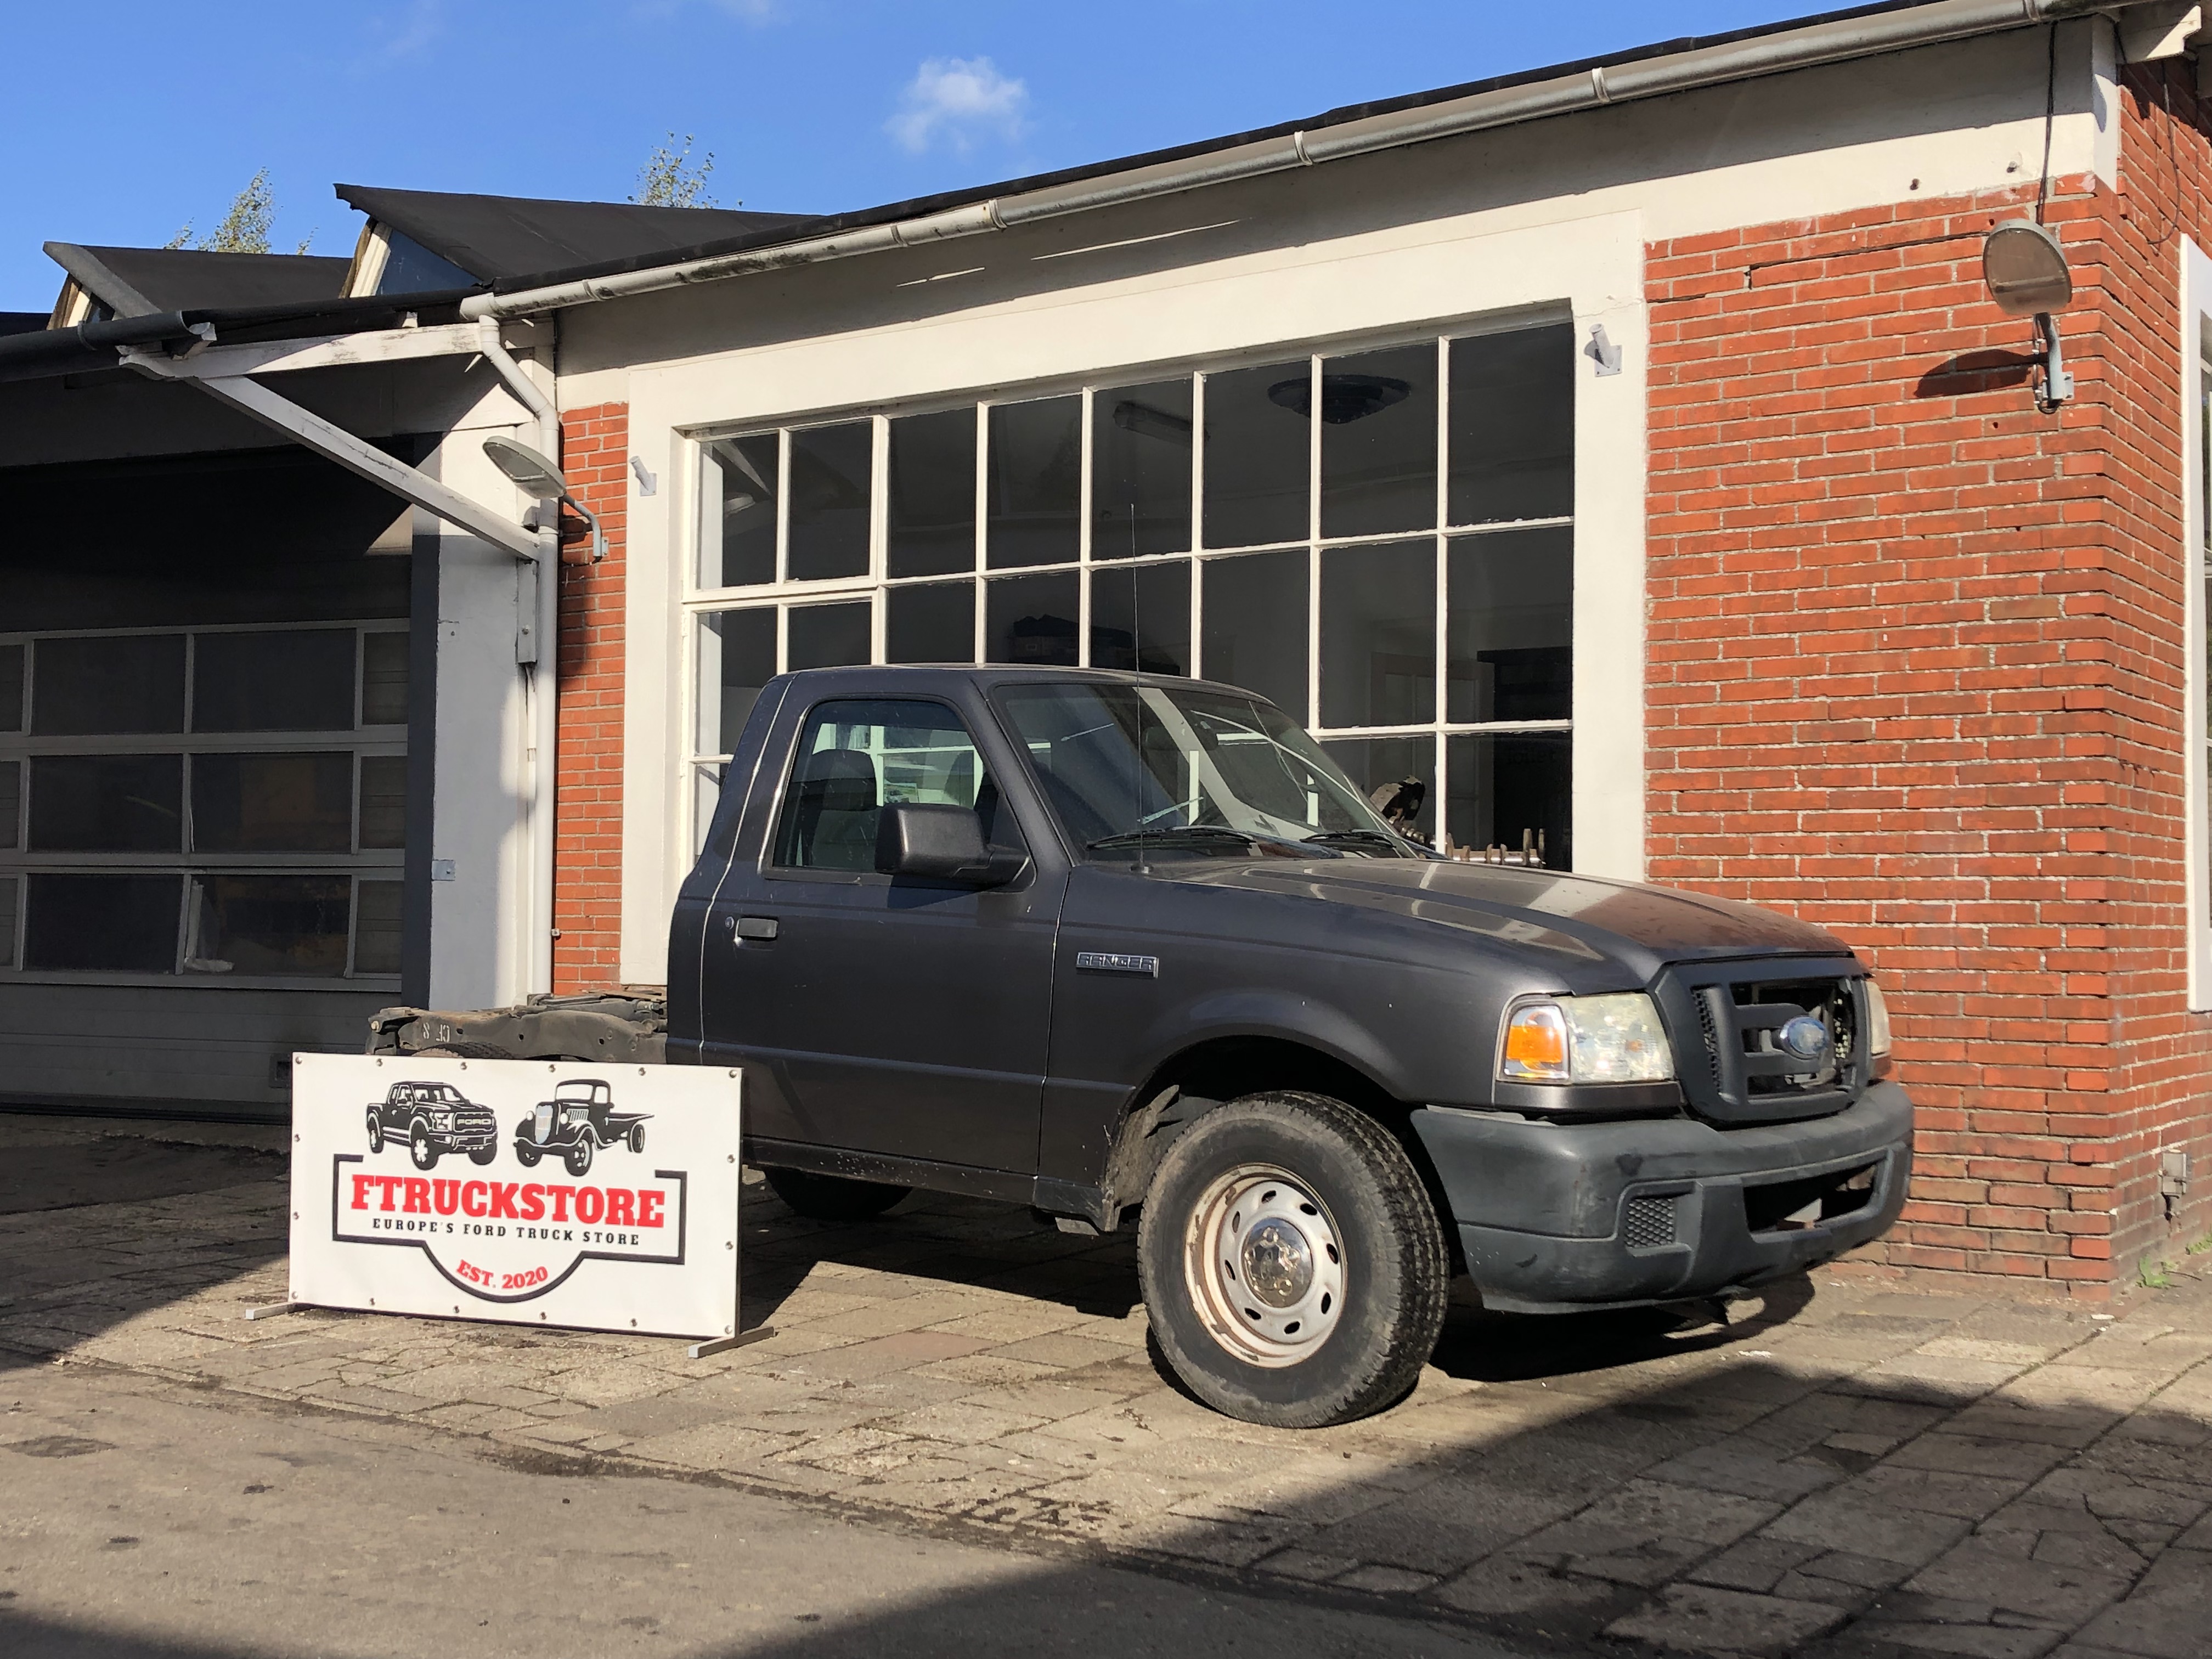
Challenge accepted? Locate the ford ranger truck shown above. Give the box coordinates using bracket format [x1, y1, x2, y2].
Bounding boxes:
[379, 664, 1911, 1430]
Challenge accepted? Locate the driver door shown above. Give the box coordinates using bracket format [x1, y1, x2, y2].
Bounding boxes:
[700, 695, 1062, 1174]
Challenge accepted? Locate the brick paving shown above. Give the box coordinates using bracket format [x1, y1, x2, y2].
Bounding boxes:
[4, 1111, 2210, 1658]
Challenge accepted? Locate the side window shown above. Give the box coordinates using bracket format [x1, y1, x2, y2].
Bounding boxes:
[772, 699, 1021, 872]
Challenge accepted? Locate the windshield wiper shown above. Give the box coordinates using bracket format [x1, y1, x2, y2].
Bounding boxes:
[1087, 825, 1272, 853]
[1301, 828, 1410, 854]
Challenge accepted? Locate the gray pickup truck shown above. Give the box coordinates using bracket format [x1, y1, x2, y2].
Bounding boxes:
[371, 665, 1911, 1427]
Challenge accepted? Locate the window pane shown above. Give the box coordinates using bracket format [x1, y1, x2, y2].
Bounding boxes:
[698, 608, 777, 754]
[1089, 560, 1190, 674]
[359, 755, 407, 850]
[1320, 343, 1438, 539]
[1203, 362, 1310, 549]
[354, 879, 403, 974]
[194, 629, 357, 732]
[986, 571, 1079, 665]
[787, 601, 871, 671]
[986, 396, 1081, 568]
[1447, 732, 1572, 867]
[32, 635, 184, 735]
[1200, 550, 1308, 718]
[1319, 540, 1435, 729]
[1448, 527, 1572, 723]
[0, 876, 15, 968]
[703, 434, 779, 588]
[191, 753, 354, 853]
[888, 409, 976, 578]
[788, 422, 872, 581]
[1093, 380, 1193, 558]
[774, 698, 1003, 871]
[0, 642, 21, 731]
[188, 875, 349, 977]
[1319, 735, 1436, 840]
[29, 755, 183, 851]
[0, 759, 16, 850]
[887, 582, 975, 664]
[1448, 324, 1574, 525]
[361, 631, 409, 726]
[24, 873, 179, 972]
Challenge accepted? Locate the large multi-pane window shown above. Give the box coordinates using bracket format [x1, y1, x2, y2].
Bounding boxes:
[0, 624, 408, 983]
[688, 318, 1575, 861]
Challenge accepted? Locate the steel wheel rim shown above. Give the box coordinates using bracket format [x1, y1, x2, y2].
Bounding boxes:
[1182, 1163, 1346, 1368]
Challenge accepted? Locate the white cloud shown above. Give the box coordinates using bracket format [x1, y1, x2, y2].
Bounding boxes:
[887, 57, 1028, 155]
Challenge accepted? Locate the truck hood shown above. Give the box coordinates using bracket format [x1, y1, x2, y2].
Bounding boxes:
[1171, 857, 1852, 971]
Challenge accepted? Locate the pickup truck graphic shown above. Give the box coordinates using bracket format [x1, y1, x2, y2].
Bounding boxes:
[512, 1079, 648, 1177]
[366, 1081, 499, 1171]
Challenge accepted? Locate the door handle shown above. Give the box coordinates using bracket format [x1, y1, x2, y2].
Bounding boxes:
[724, 915, 778, 942]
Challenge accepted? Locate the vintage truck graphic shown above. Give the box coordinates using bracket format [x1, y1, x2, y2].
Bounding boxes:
[366, 1081, 499, 1171]
[512, 1079, 648, 1177]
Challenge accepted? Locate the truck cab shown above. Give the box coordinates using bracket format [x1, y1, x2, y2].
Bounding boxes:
[665, 665, 1912, 1427]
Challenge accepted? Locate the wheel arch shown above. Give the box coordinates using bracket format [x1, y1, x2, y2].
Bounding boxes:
[1099, 1034, 1454, 1257]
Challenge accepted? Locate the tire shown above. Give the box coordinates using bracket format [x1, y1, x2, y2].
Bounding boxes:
[367, 1115, 384, 1154]
[626, 1123, 647, 1155]
[1137, 1091, 1448, 1430]
[411, 1043, 512, 1060]
[563, 1139, 594, 1178]
[514, 1142, 540, 1169]
[409, 1124, 439, 1171]
[468, 1146, 497, 1167]
[763, 1166, 910, 1222]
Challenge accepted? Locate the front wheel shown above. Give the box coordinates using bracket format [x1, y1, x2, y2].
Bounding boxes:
[468, 1146, 497, 1167]
[563, 1139, 594, 1178]
[1137, 1091, 1448, 1429]
[409, 1125, 439, 1171]
[514, 1142, 540, 1168]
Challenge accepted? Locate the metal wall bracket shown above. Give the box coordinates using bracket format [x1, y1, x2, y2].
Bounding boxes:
[1584, 323, 1623, 376]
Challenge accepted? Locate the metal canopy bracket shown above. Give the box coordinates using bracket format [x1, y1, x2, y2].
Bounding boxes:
[117, 345, 542, 565]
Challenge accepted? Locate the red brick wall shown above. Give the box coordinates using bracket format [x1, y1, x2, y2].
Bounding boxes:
[552, 403, 627, 991]
[1644, 64, 2212, 1297]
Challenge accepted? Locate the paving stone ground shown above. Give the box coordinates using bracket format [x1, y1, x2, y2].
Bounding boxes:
[4, 1110, 2211, 1659]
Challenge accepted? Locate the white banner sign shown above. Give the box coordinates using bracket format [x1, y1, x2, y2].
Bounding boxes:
[289, 1054, 742, 1341]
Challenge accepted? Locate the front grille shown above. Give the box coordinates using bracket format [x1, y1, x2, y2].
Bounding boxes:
[1623, 1195, 1677, 1249]
[1743, 1161, 1880, 1233]
[1651, 956, 1867, 1125]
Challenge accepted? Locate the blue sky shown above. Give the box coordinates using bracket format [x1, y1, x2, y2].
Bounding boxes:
[2, 0, 1802, 312]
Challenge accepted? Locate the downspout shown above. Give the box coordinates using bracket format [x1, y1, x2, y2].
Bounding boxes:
[477, 320, 562, 1000]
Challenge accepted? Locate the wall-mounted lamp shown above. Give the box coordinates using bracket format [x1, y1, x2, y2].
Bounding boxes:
[1983, 220, 2074, 411]
[483, 434, 605, 563]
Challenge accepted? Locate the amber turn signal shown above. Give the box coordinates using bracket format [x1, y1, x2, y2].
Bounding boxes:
[1500, 1003, 1570, 1082]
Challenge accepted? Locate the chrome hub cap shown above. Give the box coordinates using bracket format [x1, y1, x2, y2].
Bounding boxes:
[1183, 1165, 1346, 1367]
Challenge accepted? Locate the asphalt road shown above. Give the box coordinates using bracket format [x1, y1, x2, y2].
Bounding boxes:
[1, 1361, 1527, 1659]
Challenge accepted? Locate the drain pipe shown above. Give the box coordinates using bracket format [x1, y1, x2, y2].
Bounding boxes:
[477, 319, 562, 1000]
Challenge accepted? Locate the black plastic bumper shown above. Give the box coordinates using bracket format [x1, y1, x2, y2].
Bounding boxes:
[1408, 1082, 1912, 1313]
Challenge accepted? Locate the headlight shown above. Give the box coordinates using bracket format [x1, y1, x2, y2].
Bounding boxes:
[1864, 980, 1892, 1057]
[428, 1110, 454, 1130]
[1500, 993, 1675, 1085]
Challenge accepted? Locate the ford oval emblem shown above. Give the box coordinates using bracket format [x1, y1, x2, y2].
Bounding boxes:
[1779, 1015, 1830, 1061]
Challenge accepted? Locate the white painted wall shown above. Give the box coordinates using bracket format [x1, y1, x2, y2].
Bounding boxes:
[532, 24, 2115, 983]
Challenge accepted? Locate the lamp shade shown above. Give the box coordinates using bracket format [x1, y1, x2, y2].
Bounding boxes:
[1983, 221, 2073, 318]
[482, 435, 572, 499]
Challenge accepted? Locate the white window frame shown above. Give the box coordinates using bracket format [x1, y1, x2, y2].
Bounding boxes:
[677, 309, 1581, 861]
[2183, 239, 2212, 1009]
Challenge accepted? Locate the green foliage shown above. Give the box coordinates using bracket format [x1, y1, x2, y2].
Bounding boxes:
[2138, 1254, 2174, 1289]
[632, 134, 723, 208]
[166, 168, 295, 255]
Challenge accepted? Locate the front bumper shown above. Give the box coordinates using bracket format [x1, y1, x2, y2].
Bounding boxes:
[1409, 1082, 1912, 1313]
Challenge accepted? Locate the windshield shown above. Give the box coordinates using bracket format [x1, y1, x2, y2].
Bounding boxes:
[554, 1082, 598, 1102]
[994, 681, 1406, 859]
[422, 1085, 469, 1104]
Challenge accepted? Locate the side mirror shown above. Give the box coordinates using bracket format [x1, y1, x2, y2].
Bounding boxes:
[876, 803, 1005, 883]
